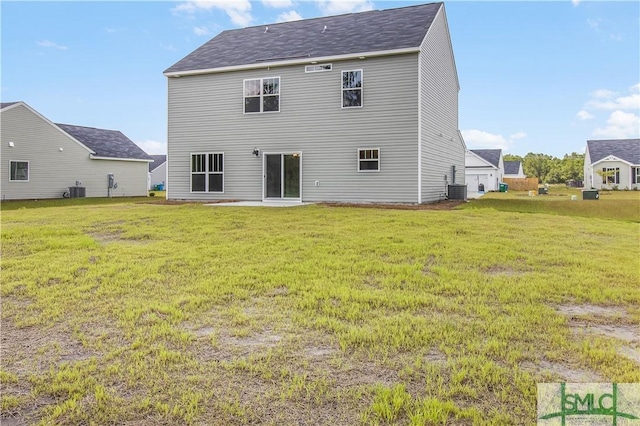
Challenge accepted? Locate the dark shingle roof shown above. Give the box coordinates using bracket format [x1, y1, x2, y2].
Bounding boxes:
[470, 149, 501, 168]
[504, 161, 521, 175]
[149, 155, 167, 172]
[57, 124, 153, 161]
[587, 139, 640, 165]
[1, 102, 19, 109]
[165, 2, 442, 74]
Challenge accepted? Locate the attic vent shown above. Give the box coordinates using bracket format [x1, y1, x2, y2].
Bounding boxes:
[255, 54, 311, 62]
[322, 25, 327, 33]
[264, 26, 269, 33]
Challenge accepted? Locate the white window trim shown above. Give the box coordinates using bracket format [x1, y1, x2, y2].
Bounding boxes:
[635, 167, 640, 184]
[190, 152, 224, 193]
[603, 167, 620, 185]
[341, 69, 363, 109]
[357, 148, 380, 173]
[9, 160, 29, 182]
[305, 64, 332, 73]
[243, 76, 281, 114]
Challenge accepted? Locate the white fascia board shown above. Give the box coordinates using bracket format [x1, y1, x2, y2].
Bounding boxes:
[90, 155, 152, 163]
[164, 47, 420, 77]
[591, 155, 633, 167]
[6, 101, 96, 155]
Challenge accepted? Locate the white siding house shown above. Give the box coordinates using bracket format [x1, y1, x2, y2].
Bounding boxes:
[149, 155, 167, 190]
[584, 139, 640, 190]
[1, 102, 152, 200]
[164, 2, 465, 203]
[465, 149, 504, 193]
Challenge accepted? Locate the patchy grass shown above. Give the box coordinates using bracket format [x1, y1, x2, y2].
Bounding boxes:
[1, 199, 639, 425]
[461, 186, 640, 222]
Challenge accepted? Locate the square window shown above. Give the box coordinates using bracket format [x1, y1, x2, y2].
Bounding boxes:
[358, 149, 379, 172]
[191, 153, 223, 192]
[244, 77, 280, 113]
[9, 161, 29, 181]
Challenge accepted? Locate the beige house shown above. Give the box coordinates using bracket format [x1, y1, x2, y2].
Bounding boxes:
[1, 101, 152, 200]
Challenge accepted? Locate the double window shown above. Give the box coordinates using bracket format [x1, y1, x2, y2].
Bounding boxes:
[633, 167, 640, 184]
[244, 77, 280, 113]
[9, 161, 29, 181]
[342, 70, 363, 108]
[191, 153, 223, 192]
[602, 167, 620, 185]
[358, 149, 379, 172]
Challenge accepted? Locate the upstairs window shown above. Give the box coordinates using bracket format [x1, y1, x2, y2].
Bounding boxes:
[358, 148, 379, 172]
[9, 161, 29, 181]
[342, 70, 363, 108]
[191, 153, 223, 192]
[244, 77, 280, 113]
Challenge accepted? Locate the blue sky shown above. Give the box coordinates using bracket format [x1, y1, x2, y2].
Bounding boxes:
[2, 1, 639, 157]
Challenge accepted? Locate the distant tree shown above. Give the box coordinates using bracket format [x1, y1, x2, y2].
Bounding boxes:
[503, 154, 523, 162]
[523, 153, 553, 183]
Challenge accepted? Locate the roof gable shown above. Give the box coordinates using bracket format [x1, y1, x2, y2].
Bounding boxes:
[57, 124, 152, 161]
[149, 155, 167, 172]
[586, 139, 640, 165]
[504, 161, 521, 175]
[470, 149, 502, 168]
[1, 102, 19, 110]
[165, 2, 442, 74]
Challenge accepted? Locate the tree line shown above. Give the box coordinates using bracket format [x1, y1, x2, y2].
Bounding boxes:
[504, 152, 584, 184]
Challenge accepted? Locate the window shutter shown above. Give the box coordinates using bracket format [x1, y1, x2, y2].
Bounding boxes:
[632, 168, 636, 184]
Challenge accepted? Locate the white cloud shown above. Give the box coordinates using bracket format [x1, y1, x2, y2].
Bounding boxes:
[571, 0, 580, 6]
[36, 40, 68, 50]
[593, 110, 640, 139]
[509, 132, 527, 140]
[172, 0, 253, 27]
[135, 140, 167, 155]
[587, 18, 600, 29]
[461, 130, 510, 151]
[277, 10, 303, 22]
[160, 43, 177, 51]
[315, 0, 374, 15]
[194, 26, 209, 35]
[590, 89, 616, 99]
[630, 83, 640, 93]
[262, 0, 293, 8]
[587, 93, 640, 111]
[576, 110, 595, 120]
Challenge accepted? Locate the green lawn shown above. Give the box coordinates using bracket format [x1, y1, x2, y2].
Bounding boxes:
[462, 186, 640, 222]
[1, 197, 639, 425]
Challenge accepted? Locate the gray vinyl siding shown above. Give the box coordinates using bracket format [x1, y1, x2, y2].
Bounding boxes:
[419, 6, 465, 203]
[1, 104, 148, 200]
[167, 54, 419, 203]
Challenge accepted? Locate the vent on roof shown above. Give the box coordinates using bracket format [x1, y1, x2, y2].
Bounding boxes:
[322, 25, 327, 33]
[264, 26, 269, 33]
[255, 54, 311, 62]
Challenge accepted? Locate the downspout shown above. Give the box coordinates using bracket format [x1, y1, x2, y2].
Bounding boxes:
[417, 52, 422, 204]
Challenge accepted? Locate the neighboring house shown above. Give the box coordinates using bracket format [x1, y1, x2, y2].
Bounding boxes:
[1, 101, 153, 200]
[164, 2, 465, 203]
[465, 149, 504, 192]
[584, 139, 640, 189]
[149, 155, 167, 190]
[503, 160, 525, 178]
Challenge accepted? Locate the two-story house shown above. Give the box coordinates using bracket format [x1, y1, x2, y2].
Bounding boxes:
[164, 2, 465, 203]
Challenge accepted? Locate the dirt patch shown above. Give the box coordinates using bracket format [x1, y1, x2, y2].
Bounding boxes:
[320, 200, 465, 211]
[555, 303, 639, 366]
[521, 360, 604, 382]
[556, 304, 628, 318]
[482, 265, 529, 276]
[304, 346, 337, 357]
[88, 230, 124, 244]
[226, 330, 282, 349]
